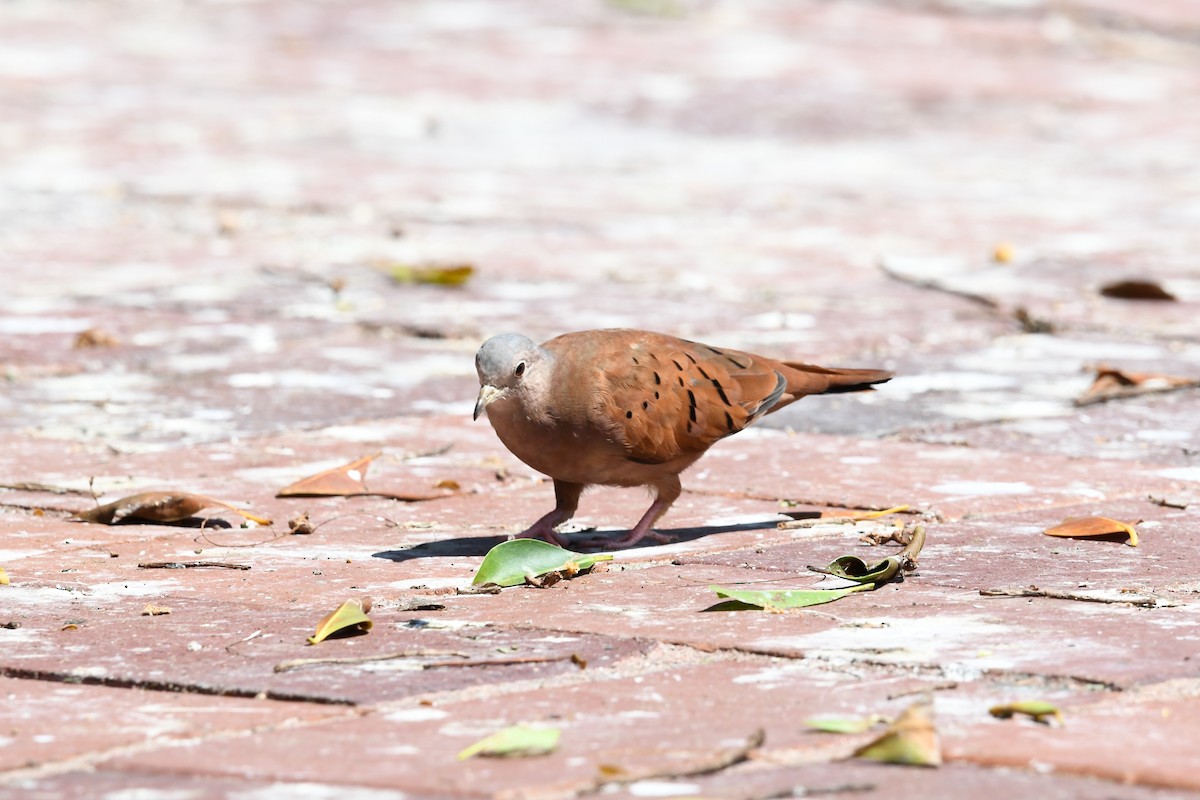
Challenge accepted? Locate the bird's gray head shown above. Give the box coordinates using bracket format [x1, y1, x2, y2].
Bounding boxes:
[473, 333, 547, 420]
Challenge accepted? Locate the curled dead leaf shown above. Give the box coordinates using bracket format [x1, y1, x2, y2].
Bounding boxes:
[990, 700, 1063, 725]
[0, 567, 9, 585]
[74, 492, 271, 526]
[141, 603, 172, 616]
[1044, 516, 1138, 547]
[1076, 365, 1199, 406]
[1099, 279, 1176, 301]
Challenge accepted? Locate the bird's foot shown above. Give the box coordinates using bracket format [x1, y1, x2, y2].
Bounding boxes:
[510, 523, 571, 548]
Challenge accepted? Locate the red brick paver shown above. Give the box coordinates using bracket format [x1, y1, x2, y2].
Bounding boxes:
[3, 1, 1199, 797]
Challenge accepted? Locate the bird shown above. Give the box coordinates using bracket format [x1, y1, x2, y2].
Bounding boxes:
[474, 329, 892, 549]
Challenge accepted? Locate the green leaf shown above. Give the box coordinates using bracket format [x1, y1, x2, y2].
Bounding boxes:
[457, 724, 560, 760]
[708, 583, 874, 610]
[989, 700, 1063, 725]
[471, 540, 614, 587]
[389, 263, 474, 286]
[804, 715, 887, 734]
[306, 598, 372, 645]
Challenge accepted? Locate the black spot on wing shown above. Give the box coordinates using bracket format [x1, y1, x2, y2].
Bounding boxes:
[712, 379, 730, 405]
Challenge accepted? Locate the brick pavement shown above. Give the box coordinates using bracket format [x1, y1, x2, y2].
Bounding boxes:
[2, 1, 1199, 798]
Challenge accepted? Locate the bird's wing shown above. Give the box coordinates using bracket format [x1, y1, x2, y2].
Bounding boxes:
[593, 334, 787, 465]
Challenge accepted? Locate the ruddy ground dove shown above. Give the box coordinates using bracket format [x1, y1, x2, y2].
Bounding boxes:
[474, 329, 891, 549]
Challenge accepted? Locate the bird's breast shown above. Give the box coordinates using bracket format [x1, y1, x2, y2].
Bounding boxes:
[485, 401, 649, 486]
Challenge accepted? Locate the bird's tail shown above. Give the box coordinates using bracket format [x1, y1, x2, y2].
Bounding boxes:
[780, 362, 893, 395]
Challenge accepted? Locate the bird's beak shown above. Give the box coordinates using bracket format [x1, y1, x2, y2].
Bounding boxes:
[473, 384, 504, 421]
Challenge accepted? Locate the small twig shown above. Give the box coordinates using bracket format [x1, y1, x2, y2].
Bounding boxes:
[274, 650, 470, 673]
[226, 629, 265, 654]
[0, 482, 95, 496]
[274, 651, 584, 674]
[0, 502, 79, 516]
[751, 783, 877, 800]
[456, 584, 503, 595]
[400, 443, 454, 461]
[137, 561, 251, 570]
[306, 512, 405, 537]
[887, 681, 958, 701]
[392, 596, 447, 612]
[424, 654, 583, 669]
[878, 260, 999, 309]
[979, 587, 1162, 608]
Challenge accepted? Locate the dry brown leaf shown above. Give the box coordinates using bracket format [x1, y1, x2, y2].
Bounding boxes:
[288, 511, 315, 535]
[141, 603, 172, 616]
[74, 327, 120, 348]
[1076, 366, 1199, 406]
[277, 453, 451, 501]
[0, 567, 9, 585]
[780, 504, 909, 528]
[74, 492, 271, 526]
[992, 243, 1014, 264]
[1099, 279, 1176, 301]
[852, 701, 941, 767]
[279, 452, 380, 497]
[1043, 516, 1139, 547]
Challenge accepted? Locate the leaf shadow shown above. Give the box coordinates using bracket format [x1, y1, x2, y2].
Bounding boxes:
[107, 516, 234, 529]
[701, 600, 761, 612]
[319, 625, 372, 642]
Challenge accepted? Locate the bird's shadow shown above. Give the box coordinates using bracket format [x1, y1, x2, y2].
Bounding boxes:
[372, 518, 780, 562]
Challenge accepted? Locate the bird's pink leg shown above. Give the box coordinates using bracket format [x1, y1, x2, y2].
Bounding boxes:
[512, 479, 583, 547]
[591, 476, 681, 549]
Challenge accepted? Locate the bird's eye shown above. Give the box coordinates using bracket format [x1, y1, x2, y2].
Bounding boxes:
[514, 361, 526, 377]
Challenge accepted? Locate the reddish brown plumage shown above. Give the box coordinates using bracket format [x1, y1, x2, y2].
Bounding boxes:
[475, 329, 892, 549]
